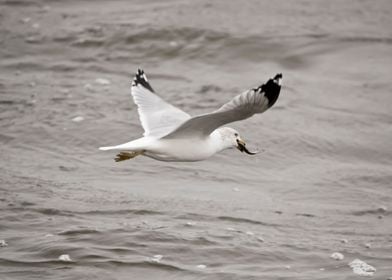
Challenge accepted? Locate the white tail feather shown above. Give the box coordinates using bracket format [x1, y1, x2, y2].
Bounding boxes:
[99, 146, 117, 151]
[99, 137, 149, 152]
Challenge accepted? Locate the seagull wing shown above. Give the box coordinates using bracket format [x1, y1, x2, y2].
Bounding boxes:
[131, 69, 191, 138]
[162, 74, 282, 139]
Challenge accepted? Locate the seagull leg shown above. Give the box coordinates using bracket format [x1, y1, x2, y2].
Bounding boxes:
[115, 151, 144, 162]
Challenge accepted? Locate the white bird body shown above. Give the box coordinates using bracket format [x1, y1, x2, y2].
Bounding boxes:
[100, 128, 234, 162]
[99, 70, 282, 162]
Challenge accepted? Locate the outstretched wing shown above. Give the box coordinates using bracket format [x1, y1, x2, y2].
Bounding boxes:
[163, 74, 282, 139]
[131, 69, 191, 138]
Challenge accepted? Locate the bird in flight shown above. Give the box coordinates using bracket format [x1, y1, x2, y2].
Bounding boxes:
[100, 69, 282, 162]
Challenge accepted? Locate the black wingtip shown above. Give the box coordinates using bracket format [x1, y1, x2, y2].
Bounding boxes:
[255, 73, 283, 108]
[132, 69, 155, 93]
[274, 73, 283, 80]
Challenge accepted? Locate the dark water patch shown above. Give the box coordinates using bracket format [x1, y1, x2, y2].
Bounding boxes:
[34, 208, 75, 217]
[20, 201, 36, 207]
[0, 100, 15, 105]
[296, 213, 316, 218]
[95, 245, 146, 254]
[78, 254, 108, 261]
[0, 133, 15, 143]
[346, 174, 392, 187]
[0, 269, 57, 280]
[122, 241, 149, 249]
[197, 84, 223, 94]
[305, 33, 330, 39]
[0, 99, 34, 107]
[7, 206, 166, 218]
[71, 56, 98, 63]
[175, 212, 218, 222]
[1, 61, 45, 71]
[52, 33, 78, 43]
[351, 208, 390, 217]
[185, 236, 217, 246]
[49, 63, 78, 72]
[1, 0, 39, 6]
[58, 165, 78, 172]
[100, 259, 187, 272]
[158, 232, 219, 246]
[339, 36, 392, 44]
[326, 228, 390, 238]
[176, 212, 282, 229]
[4, 207, 74, 217]
[80, 208, 163, 216]
[217, 216, 274, 227]
[131, 230, 183, 244]
[58, 228, 101, 236]
[279, 55, 309, 69]
[0, 257, 75, 267]
[122, 26, 208, 45]
[280, 242, 317, 253]
[290, 34, 392, 45]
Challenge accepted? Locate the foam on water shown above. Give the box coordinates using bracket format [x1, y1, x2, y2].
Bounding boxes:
[349, 259, 376, 277]
[330, 252, 344, 261]
[58, 254, 72, 262]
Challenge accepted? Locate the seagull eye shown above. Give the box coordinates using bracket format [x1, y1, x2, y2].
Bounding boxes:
[234, 133, 238, 137]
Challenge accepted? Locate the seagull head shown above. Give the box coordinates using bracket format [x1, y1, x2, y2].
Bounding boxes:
[218, 127, 258, 155]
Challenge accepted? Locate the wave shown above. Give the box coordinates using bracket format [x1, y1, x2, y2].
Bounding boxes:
[0, 257, 186, 272]
[5, 206, 164, 218]
[351, 208, 390, 217]
[57, 24, 392, 69]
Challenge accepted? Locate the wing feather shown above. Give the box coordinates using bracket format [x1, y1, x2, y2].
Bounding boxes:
[131, 69, 191, 138]
[163, 74, 282, 139]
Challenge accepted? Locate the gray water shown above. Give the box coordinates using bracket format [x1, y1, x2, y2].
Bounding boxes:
[1, 0, 392, 279]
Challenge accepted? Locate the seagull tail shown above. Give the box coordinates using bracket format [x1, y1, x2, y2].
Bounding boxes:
[99, 145, 119, 151]
[99, 138, 148, 161]
[99, 138, 145, 151]
[99, 146, 112, 151]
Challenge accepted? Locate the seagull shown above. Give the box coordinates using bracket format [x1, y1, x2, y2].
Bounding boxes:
[99, 69, 282, 162]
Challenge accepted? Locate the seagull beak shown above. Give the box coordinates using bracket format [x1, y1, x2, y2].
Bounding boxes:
[236, 139, 258, 155]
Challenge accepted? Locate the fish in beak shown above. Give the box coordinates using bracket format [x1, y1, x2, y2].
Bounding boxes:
[236, 139, 258, 155]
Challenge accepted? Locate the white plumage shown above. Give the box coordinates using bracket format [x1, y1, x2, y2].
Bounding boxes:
[130, 77, 190, 138]
[99, 69, 282, 162]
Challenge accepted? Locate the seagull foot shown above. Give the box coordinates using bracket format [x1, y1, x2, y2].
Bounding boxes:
[115, 151, 144, 162]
